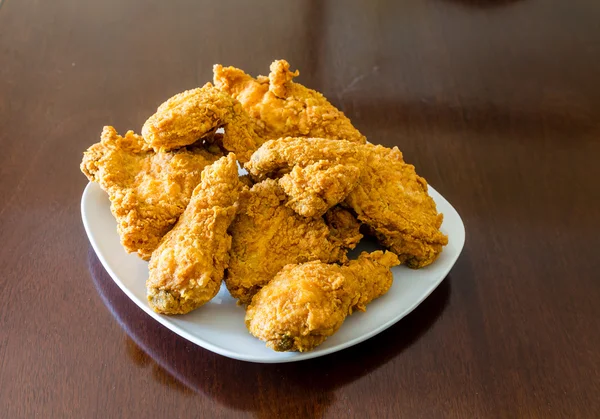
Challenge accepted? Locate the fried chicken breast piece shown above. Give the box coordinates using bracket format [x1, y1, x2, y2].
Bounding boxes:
[245, 138, 448, 268]
[213, 59, 366, 144]
[142, 83, 263, 162]
[347, 144, 448, 268]
[245, 137, 366, 217]
[226, 179, 352, 305]
[246, 251, 400, 352]
[146, 154, 244, 315]
[81, 126, 221, 259]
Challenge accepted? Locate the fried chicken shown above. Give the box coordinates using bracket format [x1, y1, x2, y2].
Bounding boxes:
[226, 179, 353, 305]
[246, 251, 400, 352]
[245, 137, 366, 217]
[142, 83, 263, 162]
[347, 144, 448, 268]
[81, 126, 220, 259]
[245, 137, 448, 268]
[324, 207, 363, 249]
[213, 59, 366, 144]
[146, 154, 244, 315]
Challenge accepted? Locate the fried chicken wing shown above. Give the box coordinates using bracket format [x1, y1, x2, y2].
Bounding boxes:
[146, 154, 244, 315]
[213, 60, 366, 144]
[226, 179, 352, 305]
[142, 83, 263, 162]
[245, 138, 448, 268]
[246, 251, 400, 352]
[81, 126, 220, 259]
[245, 137, 366, 217]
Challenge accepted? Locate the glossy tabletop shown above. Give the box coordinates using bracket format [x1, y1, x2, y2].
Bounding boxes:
[1, 0, 599, 418]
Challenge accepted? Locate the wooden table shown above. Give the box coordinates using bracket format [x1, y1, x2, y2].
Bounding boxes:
[2, 0, 599, 417]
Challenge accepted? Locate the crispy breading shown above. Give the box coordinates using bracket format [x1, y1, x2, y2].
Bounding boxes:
[347, 144, 447, 268]
[246, 251, 400, 352]
[142, 83, 263, 162]
[324, 207, 363, 249]
[213, 60, 366, 143]
[146, 154, 244, 315]
[80, 126, 220, 259]
[225, 179, 352, 305]
[245, 137, 366, 217]
[245, 138, 448, 268]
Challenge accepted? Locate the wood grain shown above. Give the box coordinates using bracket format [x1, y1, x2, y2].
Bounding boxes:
[1, 0, 599, 418]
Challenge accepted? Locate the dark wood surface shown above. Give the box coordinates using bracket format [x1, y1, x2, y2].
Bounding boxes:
[1, 0, 599, 417]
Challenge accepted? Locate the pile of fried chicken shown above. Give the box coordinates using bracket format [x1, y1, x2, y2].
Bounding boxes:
[81, 60, 448, 352]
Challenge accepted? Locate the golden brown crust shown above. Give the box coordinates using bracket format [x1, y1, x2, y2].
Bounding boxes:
[245, 138, 448, 268]
[347, 144, 447, 268]
[245, 251, 400, 352]
[324, 207, 363, 249]
[225, 179, 352, 305]
[146, 154, 244, 314]
[214, 60, 366, 143]
[245, 137, 367, 217]
[141, 83, 263, 162]
[80, 126, 221, 259]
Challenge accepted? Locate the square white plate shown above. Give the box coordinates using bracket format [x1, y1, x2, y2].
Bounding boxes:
[81, 177, 465, 363]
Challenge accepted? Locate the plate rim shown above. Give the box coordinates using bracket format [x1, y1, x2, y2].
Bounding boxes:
[81, 182, 465, 363]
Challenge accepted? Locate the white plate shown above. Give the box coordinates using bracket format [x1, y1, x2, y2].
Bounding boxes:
[81, 176, 465, 363]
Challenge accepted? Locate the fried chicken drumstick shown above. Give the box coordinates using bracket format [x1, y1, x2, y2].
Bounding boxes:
[246, 251, 400, 352]
[246, 137, 448, 268]
[81, 126, 220, 259]
[214, 59, 366, 144]
[147, 154, 244, 315]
